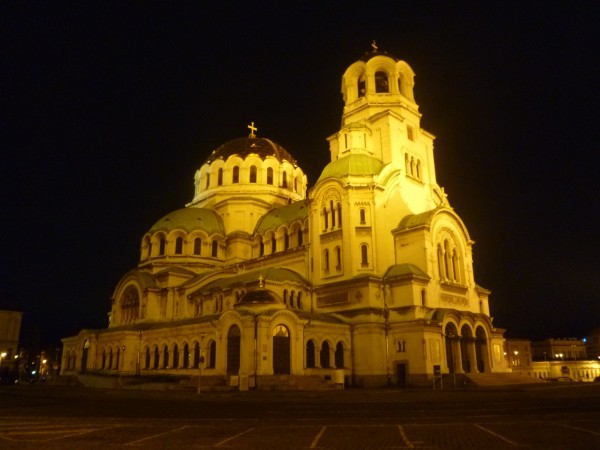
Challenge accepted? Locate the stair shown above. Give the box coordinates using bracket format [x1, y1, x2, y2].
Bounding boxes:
[464, 372, 547, 387]
[257, 374, 341, 391]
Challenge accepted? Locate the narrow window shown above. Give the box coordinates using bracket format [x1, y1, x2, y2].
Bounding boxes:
[438, 244, 445, 279]
[183, 343, 189, 368]
[284, 232, 289, 250]
[358, 75, 366, 97]
[208, 341, 216, 368]
[405, 153, 410, 174]
[297, 292, 302, 310]
[324, 249, 330, 271]
[359, 208, 366, 224]
[193, 342, 200, 368]
[193, 238, 201, 255]
[452, 250, 459, 283]
[205, 173, 210, 189]
[337, 202, 342, 227]
[249, 165, 257, 183]
[175, 237, 183, 255]
[232, 166, 239, 183]
[282, 172, 287, 188]
[407, 125, 415, 141]
[297, 228, 303, 246]
[336, 246, 342, 269]
[259, 240, 264, 256]
[271, 236, 276, 253]
[283, 290, 288, 306]
[144, 347, 150, 369]
[153, 346, 159, 369]
[330, 200, 336, 227]
[173, 344, 179, 369]
[421, 289, 427, 307]
[410, 157, 415, 177]
[217, 168, 223, 186]
[159, 237, 166, 256]
[416, 160, 421, 180]
[360, 244, 368, 266]
[444, 240, 451, 280]
[163, 345, 169, 369]
[323, 207, 328, 230]
[267, 167, 273, 185]
[212, 240, 218, 258]
[294, 177, 297, 192]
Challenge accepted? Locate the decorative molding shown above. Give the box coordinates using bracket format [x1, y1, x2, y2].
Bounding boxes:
[440, 294, 469, 307]
[317, 293, 349, 307]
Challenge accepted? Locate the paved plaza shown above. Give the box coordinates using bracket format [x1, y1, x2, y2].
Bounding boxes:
[0, 384, 599, 448]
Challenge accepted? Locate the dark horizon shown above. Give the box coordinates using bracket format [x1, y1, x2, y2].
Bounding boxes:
[2, 2, 598, 347]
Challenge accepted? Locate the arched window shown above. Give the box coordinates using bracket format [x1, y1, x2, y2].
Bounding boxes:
[217, 168, 223, 185]
[306, 340, 316, 368]
[193, 342, 200, 368]
[159, 237, 166, 256]
[283, 290, 288, 306]
[320, 341, 330, 368]
[208, 340, 216, 368]
[360, 244, 368, 266]
[101, 349, 106, 370]
[410, 157, 415, 177]
[271, 235, 276, 253]
[163, 345, 169, 369]
[323, 207, 328, 230]
[175, 237, 183, 255]
[289, 291, 295, 309]
[297, 228, 303, 246]
[173, 344, 179, 369]
[335, 342, 344, 368]
[337, 202, 342, 227]
[359, 208, 366, 224]
[193, 238, 201, 255]
[437, 244, 445, 279]
[284, 232, 289, 250]
[444, 240, 451, 280]
[205, 173, 210, 189]
[452, 250, 460, 283]
[324, 249, 330, 271]
[336, 246, 342, 270]
[232, 166, 239, 183]
[266, 167, 273, 185]
[249, 165, 257, 183]
[421, 289, 427, 307]
[416, 160, 421, 180]
[182, 343, 189, 368]
[259, 239, 264, 256]
[297, 292, 302, 310]
[294, 177, 297, 192]
[405, 154, 410, 174]
[211, 240, 218, 258]
[358, 74, 366, 97]
[282, 172, 287, 188]
[153, 346, 159, 369]
[375, 71, 389, 93]
[144, 347, 150, 369]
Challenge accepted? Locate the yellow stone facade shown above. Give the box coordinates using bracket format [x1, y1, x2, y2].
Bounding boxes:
[62, 48, 508, 387]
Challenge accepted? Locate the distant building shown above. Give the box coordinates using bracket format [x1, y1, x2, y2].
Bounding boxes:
[531, 338, 587, 362]
[585, 328, 600, 360]
[505, 339, 533, 376]
[62, 45, 509, 388]
[0, 301, 23, 376]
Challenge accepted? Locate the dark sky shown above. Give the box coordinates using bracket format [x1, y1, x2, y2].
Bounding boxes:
[1, 2, 598, 346]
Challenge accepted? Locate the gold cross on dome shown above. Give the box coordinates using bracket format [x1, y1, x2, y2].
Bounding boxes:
[371, 40, 378, 52]
[248, 121, 258, 138]
[258, 274, 264, 288]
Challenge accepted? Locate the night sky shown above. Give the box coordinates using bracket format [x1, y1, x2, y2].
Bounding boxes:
[2, 2, 598, 347]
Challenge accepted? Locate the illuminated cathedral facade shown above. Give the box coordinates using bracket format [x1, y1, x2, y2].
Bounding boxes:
[62, 47, 508, 388]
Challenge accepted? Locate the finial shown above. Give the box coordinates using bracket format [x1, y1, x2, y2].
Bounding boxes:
[248, 121, 258, 138]
[371, 40, 378, 52]
[258, 274, 264, 288]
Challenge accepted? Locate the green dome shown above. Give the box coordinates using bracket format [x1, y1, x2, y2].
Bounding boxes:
[148, 208, 225, 235]
[317, 154, 384, 182]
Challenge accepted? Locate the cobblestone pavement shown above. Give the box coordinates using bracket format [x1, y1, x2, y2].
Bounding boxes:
[0, 384, 599, 448]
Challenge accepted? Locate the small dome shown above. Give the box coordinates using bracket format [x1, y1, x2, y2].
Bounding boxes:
[148, 207, 225, 235]
[238, 289, 278, 305]
[205, 137, 297, 166]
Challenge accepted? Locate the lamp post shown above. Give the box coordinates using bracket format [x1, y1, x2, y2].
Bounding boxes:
[447, 333, 456, 387]
[572, 345, 579, 381]
[118, 345, 126, 389]
[0, 352, 6, 378]
[513, 350, 519, 367]
[197, 332, 205, 395]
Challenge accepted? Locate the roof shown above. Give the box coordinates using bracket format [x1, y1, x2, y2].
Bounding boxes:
[396, 208, 438, 231]
[317, 154, 384, 182]
[255, 200, 308, 233]
[205, 137, 297, 165]
[238, 289, 278, 305]
[384, 264, 430, 280]
[189, 267, 307, 296]
[148, 207, 225, 235]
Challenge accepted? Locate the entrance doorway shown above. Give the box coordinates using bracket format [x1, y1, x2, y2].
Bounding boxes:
[396, 363, 407, 387]
[227, 325, 241, 374]
[273, 325, 290, 374]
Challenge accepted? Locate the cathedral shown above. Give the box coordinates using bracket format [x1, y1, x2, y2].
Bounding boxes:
[62, 46, 509, 388]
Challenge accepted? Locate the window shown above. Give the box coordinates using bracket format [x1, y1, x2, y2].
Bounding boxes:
[271, 236, 276, 253]
[297, 228, 303, 246]
[407, 125, 415, 141]
[217, 168, 223, 186]
[421, 289, 427, 307]
[416, 160, 421, 180]
[360, 244, 368, 266]
[249, 165, 257, 183]
[375, 71, 389, 93]
[205, 173, 210, 189]
[359, 208, 366, 224]
[211, 240, 218, 257]
[232, 166, 239, 183]
[153, 346, 159, 369]
[183, 343, 189, 368]
[144, 347, 150, 369]
[193, 238, 201, 255]
[208, 340, 216, 368]
[337, 202, 342, 227]
[330, 200, 336, 227]
[282, 172, 287, 188]
[163, 345, 169, 369]
[267, 167, 273, 185]
[336, 246, 342, 270]
[306, 340, 316, 368]
[173, 344, 179, 369]
[193, 342, 200, 368]
[284, 232, 289, 250]
[283, 289, 288, 306]
[358, 74, 366, 97]
[259, 240, 264, 256]
[324, 249, 330, 271]
[323, 207, 328, 230]
[175, 237, 183, 255]
[159, 237, 166, 256]
[297, 292, 302, 310]
[335, 342, 344, 368]
[320, 341, 330, 368]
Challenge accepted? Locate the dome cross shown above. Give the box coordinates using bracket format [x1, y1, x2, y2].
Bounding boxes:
[248, 121, 258, 138]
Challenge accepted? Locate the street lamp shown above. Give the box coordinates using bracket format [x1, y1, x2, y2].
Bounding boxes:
[0, 352, 6, 374]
